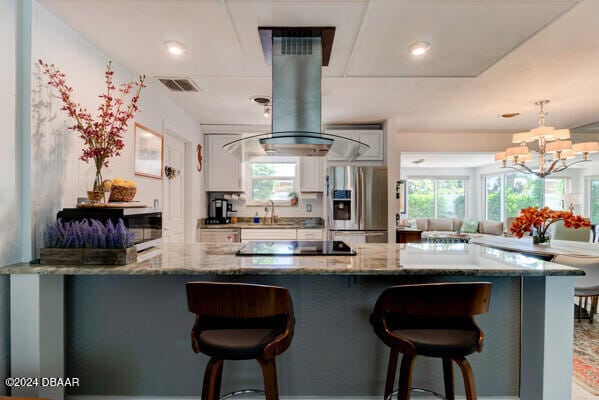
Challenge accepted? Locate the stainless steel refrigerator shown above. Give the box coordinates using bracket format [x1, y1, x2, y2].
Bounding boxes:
[328, 166, 388, 243]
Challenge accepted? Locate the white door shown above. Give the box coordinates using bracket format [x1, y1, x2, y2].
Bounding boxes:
[163, 134, 186, 243]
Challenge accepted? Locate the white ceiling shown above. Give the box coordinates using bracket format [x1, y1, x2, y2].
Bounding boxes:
[38, 0, 599, 134]
[401, 152, 495, 168]
[401, 151, 599, 169]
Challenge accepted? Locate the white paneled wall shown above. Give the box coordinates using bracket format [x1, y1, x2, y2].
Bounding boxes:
[0, 0, 18, 265]
[0, 0, 17, 392]
[29, 1, 204, 250]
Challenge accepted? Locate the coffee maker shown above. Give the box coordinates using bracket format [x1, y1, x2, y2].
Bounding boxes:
[206, 199, 230, 224]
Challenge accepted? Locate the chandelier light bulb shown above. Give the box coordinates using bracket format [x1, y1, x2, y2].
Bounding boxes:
[497, 100, 599, 177]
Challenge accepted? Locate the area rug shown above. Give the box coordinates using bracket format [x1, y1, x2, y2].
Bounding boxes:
[573, 317, 599, 395]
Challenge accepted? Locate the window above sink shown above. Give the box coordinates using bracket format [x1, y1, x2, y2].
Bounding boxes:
[246, 156, 299, 205]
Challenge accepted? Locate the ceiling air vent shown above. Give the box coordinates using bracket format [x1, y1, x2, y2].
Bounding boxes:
[157, 78, 199, 92]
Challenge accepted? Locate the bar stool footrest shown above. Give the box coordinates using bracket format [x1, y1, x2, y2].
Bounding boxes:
[385, 387, 447, 400]
[220, 389, 266, 400]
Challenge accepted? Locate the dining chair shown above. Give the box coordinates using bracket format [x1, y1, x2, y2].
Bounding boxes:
[552, 220, 592, 242]
[552, 255, 599, 323]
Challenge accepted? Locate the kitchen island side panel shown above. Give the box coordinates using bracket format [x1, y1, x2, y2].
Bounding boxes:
[66, 275, 520, 397]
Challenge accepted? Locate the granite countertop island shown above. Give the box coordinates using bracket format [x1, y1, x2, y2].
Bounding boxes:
[7, 241, 581, 400]
[471, 236, 599, 257]
[1, 242, 583, 276]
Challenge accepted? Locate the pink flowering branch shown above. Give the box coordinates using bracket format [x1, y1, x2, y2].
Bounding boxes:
[39, 59, 145, 168]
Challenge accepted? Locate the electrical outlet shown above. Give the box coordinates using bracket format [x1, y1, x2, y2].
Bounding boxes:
[306, 203, 312, 213]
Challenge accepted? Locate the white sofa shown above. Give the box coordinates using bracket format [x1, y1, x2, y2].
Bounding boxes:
[412, 218, 504, 238]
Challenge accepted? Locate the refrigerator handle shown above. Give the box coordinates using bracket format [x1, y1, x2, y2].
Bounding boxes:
[355, 168, 361, 229]
[359, 167, 365, 228]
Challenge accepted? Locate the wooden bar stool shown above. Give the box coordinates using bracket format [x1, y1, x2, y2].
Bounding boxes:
[186, 282, 294, 400]
[370, 282, 492, 400]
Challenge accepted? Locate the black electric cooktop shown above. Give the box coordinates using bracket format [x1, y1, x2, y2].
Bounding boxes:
[235, 241, 356, 256]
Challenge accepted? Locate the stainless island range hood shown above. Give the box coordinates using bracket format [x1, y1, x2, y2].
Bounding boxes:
[223, 27, 369, 158]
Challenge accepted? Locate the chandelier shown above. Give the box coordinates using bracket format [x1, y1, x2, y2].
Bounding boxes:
[495, 100, 599, 178]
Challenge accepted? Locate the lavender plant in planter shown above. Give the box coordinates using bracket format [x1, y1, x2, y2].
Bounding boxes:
[41, 219, 137, 265]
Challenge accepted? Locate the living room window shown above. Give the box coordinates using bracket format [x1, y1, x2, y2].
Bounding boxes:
[591, 179, 599, 224]
[504, 173, 544, 217]
[407, 178, 466, 218]
[485, 175, 502, 221]
[544, 178, 568, 211]
[247, 157, 298, 203]
[484, 173, 571, 221]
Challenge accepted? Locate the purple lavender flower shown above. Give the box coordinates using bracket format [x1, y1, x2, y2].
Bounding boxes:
[43, 218, 134, 249]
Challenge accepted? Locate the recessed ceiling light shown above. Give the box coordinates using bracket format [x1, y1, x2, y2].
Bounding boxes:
[263, 106, 271, 119]
[164, 40, 186, 56]
[408, 41, 431, 56]
[250, 96, 271, 106]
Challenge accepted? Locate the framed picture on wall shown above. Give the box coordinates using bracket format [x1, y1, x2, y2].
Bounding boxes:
[397, 180, 406, 214]
[134, 123, 163, 179]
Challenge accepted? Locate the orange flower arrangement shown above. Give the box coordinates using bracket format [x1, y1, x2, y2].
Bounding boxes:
[510, 206, 591, 244]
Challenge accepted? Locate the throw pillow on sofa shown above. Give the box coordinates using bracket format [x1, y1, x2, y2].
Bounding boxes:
[428, 218, 454, 231]
[460, 218, 479, 233]
[482, 221, 504, 236]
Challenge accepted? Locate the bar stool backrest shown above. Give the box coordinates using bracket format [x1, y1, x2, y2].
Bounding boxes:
[186, 282, 293, 319]
[374, 282, 492, 318]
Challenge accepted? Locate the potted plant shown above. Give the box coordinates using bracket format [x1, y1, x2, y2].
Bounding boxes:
[510, 206, 591, 245]
[40, 218, 137, 265]
[288, 192, 299, 206]
[39, 60, 145, 203]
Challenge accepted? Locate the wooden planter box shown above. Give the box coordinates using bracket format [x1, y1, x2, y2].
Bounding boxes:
[40, 248, 84, 264]
[40, 247, 137, 266]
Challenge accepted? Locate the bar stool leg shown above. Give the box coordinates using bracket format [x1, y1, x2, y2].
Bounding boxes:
[442, 358, 455, 400]
[454, 357, 477, 400]
[578, 296, 583, 322]
[397, 354, 416, 400]
[214, 360, 224, 399]
[258, 357, 279, 400]
[202, 357, 224, 400]
[384, 348, 399, 399]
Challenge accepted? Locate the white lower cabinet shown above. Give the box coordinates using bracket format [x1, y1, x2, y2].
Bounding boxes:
[241, 229, 297, 243]
[297, 229, 324, 240]
[240, 228, 324, 242]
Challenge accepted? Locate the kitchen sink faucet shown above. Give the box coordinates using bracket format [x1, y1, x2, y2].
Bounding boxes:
[267, 200, 275, 224]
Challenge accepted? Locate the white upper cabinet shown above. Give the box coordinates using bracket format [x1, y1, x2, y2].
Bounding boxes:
[205, 134, 243, 192]
[299, 157, 324, 192]
[325, 129, 384, 161]
[355, 130, 384, 161]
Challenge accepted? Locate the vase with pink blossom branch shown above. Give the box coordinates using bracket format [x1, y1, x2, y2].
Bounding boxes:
[39, 59, 145, 203]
